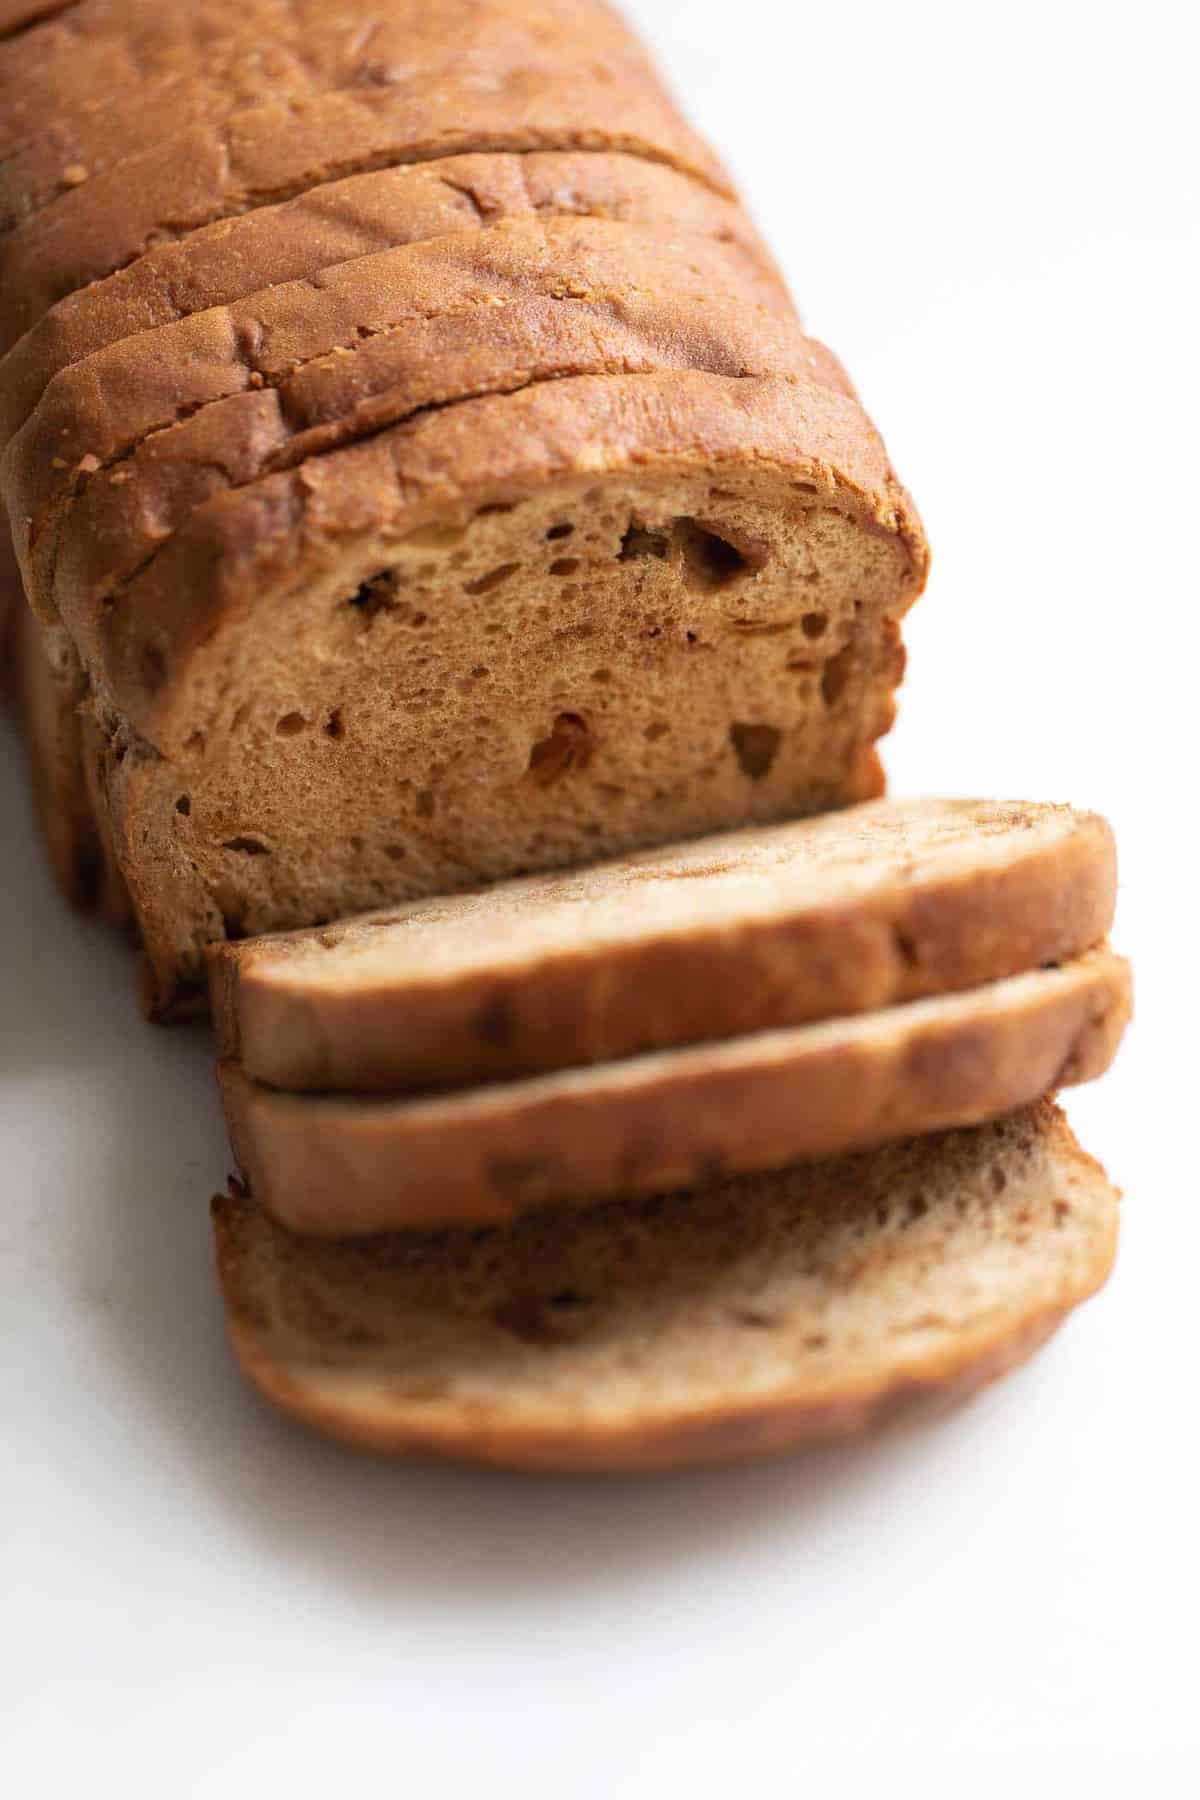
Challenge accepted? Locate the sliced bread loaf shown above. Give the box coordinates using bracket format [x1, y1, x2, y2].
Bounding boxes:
[218, 948, 1131, 1234]
[8, 1, 924, 1016]
[8, 217, 827, 620]
[0, 152, 783, 449]
[211, 798, 1117, 1092]
[212, 1103, 1119, 1471]
[0, 59, 728, 352]
[90, 371, 921, 1012]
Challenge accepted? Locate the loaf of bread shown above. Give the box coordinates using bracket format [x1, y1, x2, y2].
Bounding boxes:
[0, 0, 927, 1014]
[212, 1103, 1120, 1470]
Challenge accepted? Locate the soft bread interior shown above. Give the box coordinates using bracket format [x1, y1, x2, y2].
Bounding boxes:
[108, 471, 909, 1003]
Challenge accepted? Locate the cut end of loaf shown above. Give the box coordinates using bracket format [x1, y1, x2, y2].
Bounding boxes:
[107, 468, 916, 1012]
[211, 1104, 1120, 1472]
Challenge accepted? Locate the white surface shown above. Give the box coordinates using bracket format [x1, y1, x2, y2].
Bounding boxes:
[2, 0, 1196, 1788]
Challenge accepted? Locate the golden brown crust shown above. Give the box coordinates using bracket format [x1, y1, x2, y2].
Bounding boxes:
[0, 152, 785, 449]
[0, 68, 730, 352]
[218, 949, 1131, 1234]
[210, 1104, 1121, 1471]
[0, 1, 654, 151]
[9, 218, 831, 616]
[211, 800, 1117, 1092]
[83, 371, 925, 749]
[221, 1299, 1073, 1472]
[0, 0, 681, 229]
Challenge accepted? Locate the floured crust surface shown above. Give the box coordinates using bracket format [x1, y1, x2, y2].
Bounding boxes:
[211, 1103, 1120, 1471]
[211, 798, 1117, 1091]
[218, 949, 1131, 1233]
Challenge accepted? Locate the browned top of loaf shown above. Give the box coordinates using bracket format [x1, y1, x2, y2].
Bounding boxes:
[0, 0, 334, 127]
[0, 37, 728, 350]
[210, 798, 1118, 1092]
[30, 220, 836, 612]
[211, 1103, 1120, 1471]
[1, 0, 308, 63]
[0, 153, 785, 448]
[6, 214, 817, 584]
[85, 370, 927, 747]
[0, 0, 674, 227]
[0, 1, 646, 128]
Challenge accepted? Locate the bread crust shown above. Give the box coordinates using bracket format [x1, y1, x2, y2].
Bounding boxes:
[218, 949, 1131, 1234]
[222, 1300, 1073, 1473]
[210, 799, 1118, 1091]
[0, 74, 729, 352]
[210, 1104, 1121, 1471]
[0, 1, 651, 152]
[8, 218, 831, 617]
[0, 0, 675, 227]
[0, 152, 785, 449]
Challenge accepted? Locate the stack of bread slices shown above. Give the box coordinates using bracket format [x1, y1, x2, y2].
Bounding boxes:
[207, 800, 1129, 1470]
[0, 1, 1130, 1471]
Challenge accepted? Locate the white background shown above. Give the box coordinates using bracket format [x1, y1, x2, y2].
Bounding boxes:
[2, 0, 1197, 1789]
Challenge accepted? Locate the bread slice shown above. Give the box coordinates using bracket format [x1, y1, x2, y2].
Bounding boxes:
[218, 948, 1130, 1234]
[211, 799, 1117, 1093]
[211, 1102, 1120, 1471]
[0, 62, 729, 352]
[0, 152, 783, 450]
[9, 217, 825, 619]
[81, 370, 922, 1013]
